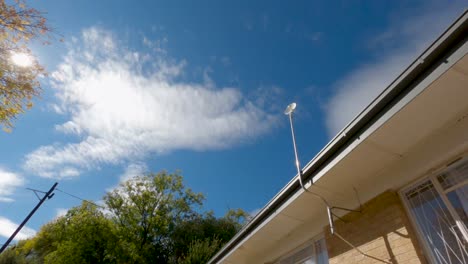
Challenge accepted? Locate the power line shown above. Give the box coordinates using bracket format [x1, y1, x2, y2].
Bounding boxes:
[55, 188, 106, 209]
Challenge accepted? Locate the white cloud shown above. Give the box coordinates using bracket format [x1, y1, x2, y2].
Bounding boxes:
[142, 36, 168, 54]
[106, 162, 147, 192]
[0, 217, 36, 240]
[0, 168, 24, 202]
[55, 208, 68, 219]
[119, 162, 147, 182]
[24, 27, 278, 178]
[96, 200, 113, 217]
[324, 2, 465, 137]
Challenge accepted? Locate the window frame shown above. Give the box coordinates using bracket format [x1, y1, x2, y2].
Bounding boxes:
[399, 156, 468, 264]
[275, 233, 328, 264]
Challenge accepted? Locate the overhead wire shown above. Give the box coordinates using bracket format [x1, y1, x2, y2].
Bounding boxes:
[55, 188, 106, 209]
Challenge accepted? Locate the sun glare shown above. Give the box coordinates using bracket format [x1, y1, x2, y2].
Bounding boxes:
[11, 52, 33, 67]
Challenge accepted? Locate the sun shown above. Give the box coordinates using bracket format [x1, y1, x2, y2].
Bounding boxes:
[11, 52, 33, 67]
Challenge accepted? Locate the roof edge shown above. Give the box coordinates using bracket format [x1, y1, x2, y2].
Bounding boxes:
[209, 9, 468, 264]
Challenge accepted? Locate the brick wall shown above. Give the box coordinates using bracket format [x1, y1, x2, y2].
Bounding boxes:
[324, 191, 427, 264]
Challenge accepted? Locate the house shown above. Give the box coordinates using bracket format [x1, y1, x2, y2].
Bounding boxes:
[209, 11, 468, 264]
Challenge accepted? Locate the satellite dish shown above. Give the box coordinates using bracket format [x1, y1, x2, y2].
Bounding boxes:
[284, 102, 297, 115]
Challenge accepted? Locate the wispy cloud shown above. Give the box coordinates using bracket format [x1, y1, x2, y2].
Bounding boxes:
[142, 35, 168, 54]
[106, 162, 148, 192]
[119, 162, 147, 183]
[0, 168, 24, 202]
[324, 2, 465, 137]
[220, 56, 231, 67]
[306, 32, 322, 42]
[0, 217, 35, 240]
[24, 27, 278, 179]
[55, 208, 68, 219]
[250, 85, 285, 114]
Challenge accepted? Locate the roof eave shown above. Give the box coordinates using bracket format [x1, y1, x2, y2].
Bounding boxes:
[208, 9, 468, 264]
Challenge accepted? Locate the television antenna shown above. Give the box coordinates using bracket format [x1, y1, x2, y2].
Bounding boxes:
[284, 103, 390, 263]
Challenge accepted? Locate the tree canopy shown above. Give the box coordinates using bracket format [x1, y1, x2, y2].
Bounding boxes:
[33, 202, 119, 264]
[104, 171, 205, 263]
[0, 0, 53, 131]
[0, 171, 247, 264]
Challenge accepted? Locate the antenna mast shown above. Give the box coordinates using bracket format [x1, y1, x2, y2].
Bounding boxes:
[284, 103, 388, 263]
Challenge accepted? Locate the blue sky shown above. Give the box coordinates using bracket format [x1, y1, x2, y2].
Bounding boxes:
[0, 0, 466, 241]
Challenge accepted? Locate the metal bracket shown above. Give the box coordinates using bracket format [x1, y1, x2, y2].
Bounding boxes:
[26, 188, 47, 201]
[285, 104, 391, 263]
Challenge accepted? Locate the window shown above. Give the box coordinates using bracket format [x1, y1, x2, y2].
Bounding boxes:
[401, 158, 468, 264]
[276, 236, 329, 264]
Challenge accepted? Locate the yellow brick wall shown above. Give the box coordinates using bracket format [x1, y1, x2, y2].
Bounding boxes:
[324, 191, 428, 264]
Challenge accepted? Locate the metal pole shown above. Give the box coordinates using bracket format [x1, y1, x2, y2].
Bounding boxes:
[327, 206, 334, 235]
[284, 104, 386, 262]
[288, 113, 302, 178]
[0, 182, 58, 254]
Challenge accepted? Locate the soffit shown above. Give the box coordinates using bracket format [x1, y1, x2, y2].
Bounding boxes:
[221, 51, 468, 264]
[367, 54, 468, 155]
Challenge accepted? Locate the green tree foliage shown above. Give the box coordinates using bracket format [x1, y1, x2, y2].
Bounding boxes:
[0, 0, 53, 131]
[32, 202, 118, 264]
[0, 239, 39, 264]
[171, 209, 248, 262]
[104, 171, 204, 263]
[0, 171, 247, 263]
[178, 238, 222, 264]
